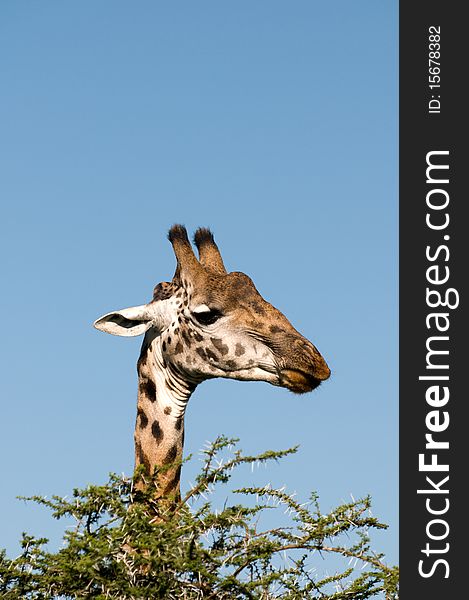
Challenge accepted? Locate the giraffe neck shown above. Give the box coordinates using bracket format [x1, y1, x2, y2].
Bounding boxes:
[135, 336, 197, 501]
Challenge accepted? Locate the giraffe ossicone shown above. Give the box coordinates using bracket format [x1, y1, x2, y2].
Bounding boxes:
[94, 225, 330, 501]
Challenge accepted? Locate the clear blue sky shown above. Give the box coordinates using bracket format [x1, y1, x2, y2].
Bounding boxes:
[0, 0, 398, 568]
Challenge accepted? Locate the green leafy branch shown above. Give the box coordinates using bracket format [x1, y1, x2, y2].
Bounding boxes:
[0, 436, 398, 599]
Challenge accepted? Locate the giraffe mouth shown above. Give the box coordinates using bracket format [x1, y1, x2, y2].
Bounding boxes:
[278, 368, 325, 394]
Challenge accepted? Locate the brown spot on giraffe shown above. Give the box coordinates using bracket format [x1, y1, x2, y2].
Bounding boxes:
[251, 301, 266, 316]
[196, 347, 206, 360]
[164, 444, 178, 465]
[181, 329, 191, 345]
[137, 408, 149, 429]
[205, 348, 218, 361]
[270, 325, 283, 334]
[211, 337, 229, 355]
[235, 343, 245, 356]
[139, 378, 157, 403]
[135, 441, 151, 474]
[151, 420, 164, 443]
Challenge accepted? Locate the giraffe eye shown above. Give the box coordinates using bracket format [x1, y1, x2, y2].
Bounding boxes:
[193, 308, 222, 326]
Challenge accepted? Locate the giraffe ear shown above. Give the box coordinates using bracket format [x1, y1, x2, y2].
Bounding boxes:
[93, 305, 153, 337]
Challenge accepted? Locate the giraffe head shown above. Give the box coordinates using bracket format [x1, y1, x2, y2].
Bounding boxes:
[94, 225, 330, 394]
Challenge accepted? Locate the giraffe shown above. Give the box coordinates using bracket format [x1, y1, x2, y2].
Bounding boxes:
[94, 225, 330, 502]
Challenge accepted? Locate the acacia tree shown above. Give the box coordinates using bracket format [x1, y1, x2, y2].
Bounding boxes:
[0, 437, 399, 599]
